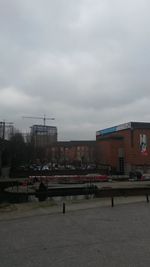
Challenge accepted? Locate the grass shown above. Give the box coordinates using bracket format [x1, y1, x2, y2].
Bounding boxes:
[0, 200, 57, 214]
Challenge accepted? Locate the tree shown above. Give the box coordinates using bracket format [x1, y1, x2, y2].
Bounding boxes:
[9, 132, 27, 169]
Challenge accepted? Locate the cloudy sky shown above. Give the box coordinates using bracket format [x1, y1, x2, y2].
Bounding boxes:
[0, 0, 150, 140]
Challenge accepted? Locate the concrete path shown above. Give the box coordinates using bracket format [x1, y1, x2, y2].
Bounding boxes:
[0, 195, 147, 221]
[0, 200, 150, 266]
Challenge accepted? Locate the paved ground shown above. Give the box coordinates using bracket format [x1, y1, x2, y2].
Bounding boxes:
[1, 200, 150, 266]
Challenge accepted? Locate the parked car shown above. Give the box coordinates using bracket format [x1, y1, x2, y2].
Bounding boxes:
[141, 173, 150, 181]
[129, 171, 142, 181]
[41, 165, 49, 171]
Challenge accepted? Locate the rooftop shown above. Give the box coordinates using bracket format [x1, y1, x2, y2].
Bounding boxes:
[96, 121, 150, 137]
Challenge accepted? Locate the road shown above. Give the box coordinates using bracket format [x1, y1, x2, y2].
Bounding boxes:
[1, 201, 150, 266]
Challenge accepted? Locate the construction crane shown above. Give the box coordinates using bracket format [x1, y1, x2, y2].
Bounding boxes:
[22, 115, 55, 126]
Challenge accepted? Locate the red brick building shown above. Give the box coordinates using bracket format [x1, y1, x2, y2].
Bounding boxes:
[96, 122, 150, 174]
[46, 140, 96, 166]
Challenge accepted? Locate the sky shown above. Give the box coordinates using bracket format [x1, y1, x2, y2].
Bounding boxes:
[0, 0, 150, 141]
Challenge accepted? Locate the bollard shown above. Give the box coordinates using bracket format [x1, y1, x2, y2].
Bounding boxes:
[27, 181, 28, 193]
[63, 202, 66, 214]
[111, 197, 114, 207]
[17, 181, 19, 193]
[146, 195, 149, 203]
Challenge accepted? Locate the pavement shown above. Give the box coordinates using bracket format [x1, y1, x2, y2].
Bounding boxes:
[0, 197, 150, 266]
[0, 195, 148, 221]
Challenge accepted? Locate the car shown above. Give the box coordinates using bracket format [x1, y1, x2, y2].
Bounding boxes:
[129, 171, 142, 181]
[41, 165, 49, 171]
[141, 173, 150, 181]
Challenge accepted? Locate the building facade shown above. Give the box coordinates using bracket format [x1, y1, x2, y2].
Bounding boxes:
[31, 125, 57, 147]
[96, 122, 150, 174]
[46, 140, 96, 166]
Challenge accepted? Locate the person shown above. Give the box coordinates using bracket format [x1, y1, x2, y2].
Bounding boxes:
[38, 181, 47, 201]
[39, 181, 47, 191]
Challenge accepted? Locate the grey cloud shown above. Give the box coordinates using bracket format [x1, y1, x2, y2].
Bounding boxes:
[0, 0, 150, 140]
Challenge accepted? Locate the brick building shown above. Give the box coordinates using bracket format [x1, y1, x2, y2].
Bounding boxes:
[96, 122, 150, 174]
[46, 140, 96, 166]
